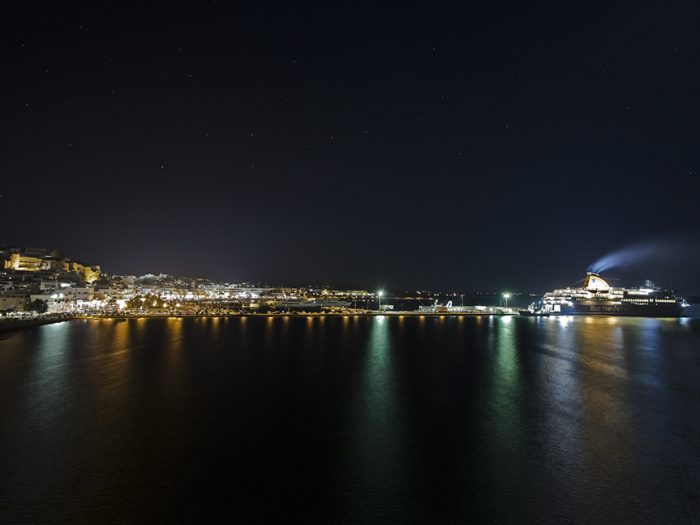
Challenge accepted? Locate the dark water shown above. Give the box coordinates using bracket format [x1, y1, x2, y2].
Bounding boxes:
[1, 316, 700, 524]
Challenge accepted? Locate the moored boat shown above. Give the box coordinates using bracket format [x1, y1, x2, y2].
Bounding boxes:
[531, 273, 689, 317]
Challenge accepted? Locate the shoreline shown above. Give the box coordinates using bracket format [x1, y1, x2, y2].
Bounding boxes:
[0, 311, 515, 334]
[3, 309, 695, 335]
[72, 311, 516, 321]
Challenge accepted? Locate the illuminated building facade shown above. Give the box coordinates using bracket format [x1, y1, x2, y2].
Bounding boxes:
[4, 253, 51, 271]
[1, 248, 100, 282]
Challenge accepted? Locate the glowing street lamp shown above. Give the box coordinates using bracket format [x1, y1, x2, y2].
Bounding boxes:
[502, 292, 511, 308]
[377, 290, 385, 311]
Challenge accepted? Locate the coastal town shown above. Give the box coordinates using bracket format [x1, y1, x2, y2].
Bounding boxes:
[0, 246, 376, 317]
[0, 246, 522, 324]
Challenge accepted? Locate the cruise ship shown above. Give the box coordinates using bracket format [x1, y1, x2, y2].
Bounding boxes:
[524, 273, 689, 317]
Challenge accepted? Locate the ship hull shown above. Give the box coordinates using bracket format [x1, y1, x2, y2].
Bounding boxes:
[558, 303, 683, 317]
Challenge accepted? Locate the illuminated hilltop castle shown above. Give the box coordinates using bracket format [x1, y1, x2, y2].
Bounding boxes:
[1, 247, 101, 283]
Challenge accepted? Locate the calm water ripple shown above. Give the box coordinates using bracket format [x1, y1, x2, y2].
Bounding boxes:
[1, 316, 700, 524]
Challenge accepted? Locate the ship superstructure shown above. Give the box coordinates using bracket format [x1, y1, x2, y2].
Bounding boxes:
[534, 273, 688, 317]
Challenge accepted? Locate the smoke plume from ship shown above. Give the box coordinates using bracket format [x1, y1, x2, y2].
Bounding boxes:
[588, 239, 685, 274]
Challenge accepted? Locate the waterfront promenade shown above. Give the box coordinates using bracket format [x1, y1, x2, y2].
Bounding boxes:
[0, 308, 520, 334]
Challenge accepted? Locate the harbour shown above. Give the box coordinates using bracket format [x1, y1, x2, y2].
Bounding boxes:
[6, 2, 700, 522]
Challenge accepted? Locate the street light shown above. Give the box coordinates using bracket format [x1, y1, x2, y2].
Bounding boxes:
[377, 290, 384, 311]
[502, 292, 511, 308]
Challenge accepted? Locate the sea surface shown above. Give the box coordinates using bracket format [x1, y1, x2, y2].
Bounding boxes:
[1, 315, 700, 524]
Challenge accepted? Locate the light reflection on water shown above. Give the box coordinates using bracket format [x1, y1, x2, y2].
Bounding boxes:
[342, 316, 412, 520]
[0, 316, 699, 523]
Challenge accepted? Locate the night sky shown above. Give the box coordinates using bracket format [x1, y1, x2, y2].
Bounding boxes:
[4, 2, 700, 292]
